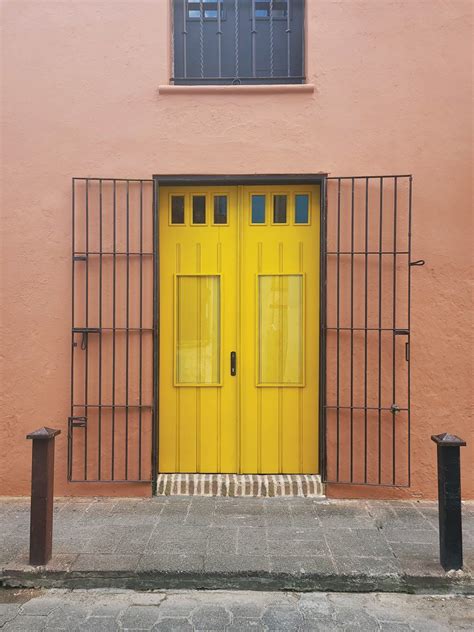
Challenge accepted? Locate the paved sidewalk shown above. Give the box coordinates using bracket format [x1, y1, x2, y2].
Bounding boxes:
[1, 588, 473, 631]
[1, 497, 473, 594]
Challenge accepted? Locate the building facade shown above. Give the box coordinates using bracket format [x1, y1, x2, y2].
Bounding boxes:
[1, 0, 472, 499]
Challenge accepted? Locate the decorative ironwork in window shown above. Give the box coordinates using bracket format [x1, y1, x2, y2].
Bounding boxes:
[172, 1, 305, 85]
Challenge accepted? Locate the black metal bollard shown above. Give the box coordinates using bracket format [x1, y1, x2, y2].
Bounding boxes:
[26, 427, 61, 565]
[431, 433, 466, 571]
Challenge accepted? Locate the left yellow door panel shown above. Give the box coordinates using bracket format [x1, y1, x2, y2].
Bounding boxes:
[159, 187, 239, 472]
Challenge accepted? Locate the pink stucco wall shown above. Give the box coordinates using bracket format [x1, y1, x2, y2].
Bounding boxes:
[1, 1, 472, 499]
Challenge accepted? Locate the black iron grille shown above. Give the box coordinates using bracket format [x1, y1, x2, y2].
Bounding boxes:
[322, 176, 420, 487]
[69, 179, 155, 483]
[172, 0, 305, 85]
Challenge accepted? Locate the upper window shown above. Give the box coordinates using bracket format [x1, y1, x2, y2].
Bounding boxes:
[172, 1, 305, 85]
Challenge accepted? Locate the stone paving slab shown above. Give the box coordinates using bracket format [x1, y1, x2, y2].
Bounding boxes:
[0, 588, 473, 631]
[0, 498, 473, 594]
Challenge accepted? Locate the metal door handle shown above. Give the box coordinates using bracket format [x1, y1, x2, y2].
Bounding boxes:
[230, 351, 237, 376]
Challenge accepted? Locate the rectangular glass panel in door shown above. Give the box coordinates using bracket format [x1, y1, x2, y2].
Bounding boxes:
[259, 275, 304, 385]
[176, 275, 220, 384]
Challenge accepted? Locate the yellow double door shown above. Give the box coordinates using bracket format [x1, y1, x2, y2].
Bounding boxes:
[159, 185, 319, 474]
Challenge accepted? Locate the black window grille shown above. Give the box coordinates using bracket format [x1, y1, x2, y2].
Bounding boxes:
[172, 1, 305, 85]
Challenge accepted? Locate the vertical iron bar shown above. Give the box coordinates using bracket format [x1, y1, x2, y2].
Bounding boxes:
[319, 176, 328, 481]
[364, 177, 369, 483]
[199, 1, 204, 78]
[98, 180, 103, 480]
[286, 0, 291, 77]
[251, 0, 256, 77]
[170, 0, 175, 80]
[125, 181, 130, 479]
[350, 178, 355, 482]
[84, 179, 89, 480]
[377, 177, 383, 484]
[152, 180, 159, 487]
[407, 176, 412, 485]
[182, 0, 188, 79]
[138, 181, 143, 480]
[234, 0, 239, 78]
[217, 0, 222, 78]
[392, 177, 398, 484]
[269, 0, 274, 78]
[69, 179, 76, 481]
[336, 179, 341, 481]
[111, 181, 116, 480]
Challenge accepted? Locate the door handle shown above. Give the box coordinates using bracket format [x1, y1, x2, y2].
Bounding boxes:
[230, 351, 237, 376]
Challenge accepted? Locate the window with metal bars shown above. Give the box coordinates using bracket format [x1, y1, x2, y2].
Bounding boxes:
[172, 1, 305, 85]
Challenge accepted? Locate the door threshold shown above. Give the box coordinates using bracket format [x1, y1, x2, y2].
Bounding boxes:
[156, 473, 324, 498]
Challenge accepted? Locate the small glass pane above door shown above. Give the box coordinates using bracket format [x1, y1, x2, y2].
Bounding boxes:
[213, 195, 228, 224]
[192, 195, 206, 224]
[295, 194, 310, 223]
[273, 195, 287, 223]
[171, 196, 185, 224]
[251, 195, 266, 223]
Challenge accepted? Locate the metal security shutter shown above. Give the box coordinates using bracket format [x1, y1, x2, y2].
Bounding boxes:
[68, 178, 156, 482]
[322, 175, 423, 486]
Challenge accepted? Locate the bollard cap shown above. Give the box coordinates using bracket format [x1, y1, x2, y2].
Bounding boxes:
[431, 433, 466, 447]
[26, 427, 61, 441]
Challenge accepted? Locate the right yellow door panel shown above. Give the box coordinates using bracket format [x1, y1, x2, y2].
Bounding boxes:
[159, 185, 319, 474]
[240, 186, 320, 474]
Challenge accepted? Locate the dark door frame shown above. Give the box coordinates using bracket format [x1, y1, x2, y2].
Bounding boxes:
[152, 173, 329, 485]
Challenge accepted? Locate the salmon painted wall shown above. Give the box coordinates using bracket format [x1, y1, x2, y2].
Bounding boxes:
[1, 1, 472, 498]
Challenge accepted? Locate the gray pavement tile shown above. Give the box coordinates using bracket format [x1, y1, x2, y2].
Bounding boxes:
[262, 605, 304, 631]
[333, 556, 402, 575]
[204, 554, 271, 573]
[226, 618, 264, 631]
[212, 513, 266, 527]
[153, 595, 198, 618]
[46, 605, 91, 630]
[72, 554, 141, 572]
[267, 537, 329, 557]
[78, 617, 118, 631]
[381, 527, 439, 544]
[333, 606, 380, 631]
[237, 527, 268, 556]
[120, 605, 162, 630]
[146, 529, 208, 554]
[227, 600, 265, 618]
[270, 555, 336, 575]
[184, 501, 215, 526]
[388, 541, 438, 559]
[215, 498, 264, 513]
[324, 528, 393, 558]
[53, 535, 93, 555]
[114, 525, 155, 554]
[0, 605, 20, 628]
[19, 597, 61, 616]
[137, 553, 205, 573]
[205, 526, 238, 555]
[190, 605, 231, 630]
[395, 555, 446, 577]
[297, 592, 332, 614]
[3, 614, 47, 631]
[152, 618, 193, 631]
[266, 526, 322, 541]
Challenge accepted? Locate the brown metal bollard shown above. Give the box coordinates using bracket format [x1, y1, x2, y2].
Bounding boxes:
[26, 427, 60, 566]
